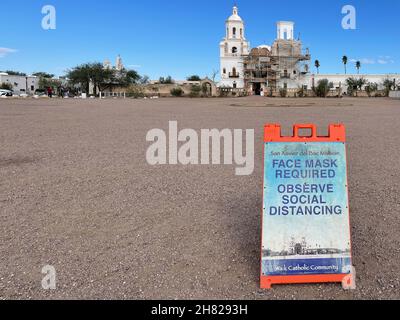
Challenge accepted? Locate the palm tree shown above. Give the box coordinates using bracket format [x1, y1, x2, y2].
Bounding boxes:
[356, 61, 361, 74]
[342, 56, 348, 74]
[314, 60, 320, 74]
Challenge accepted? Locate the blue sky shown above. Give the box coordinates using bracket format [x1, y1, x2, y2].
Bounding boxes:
[1, 0, 399, 79]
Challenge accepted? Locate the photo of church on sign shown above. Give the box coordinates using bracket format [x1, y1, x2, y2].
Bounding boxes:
[263, 236, 351, 259]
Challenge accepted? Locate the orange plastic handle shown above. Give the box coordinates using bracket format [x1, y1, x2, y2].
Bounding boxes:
[293, 124, 317, 138]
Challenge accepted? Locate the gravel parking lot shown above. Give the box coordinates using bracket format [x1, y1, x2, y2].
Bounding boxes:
[0, 96, 399, 300]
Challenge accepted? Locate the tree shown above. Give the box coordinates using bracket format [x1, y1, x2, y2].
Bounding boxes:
[342, 56, 348, 74]
[126, 70, 141, 84]
[67, 65, 142, 96]
[2, 70, 27, 76]
[356, 77, 367, 92]
[38, 77, 61, 91]
[32, 72, 54, 79]
[66, 63, 114, 95]
[345, 77, 367, 96]
[345, 77, 357, 96]
[382, 78, 396, 96]
[356, 61, 361, 74]
[189, 84, 202, 97]
[313, 79, 333, 97]
[90, 63, 115, 94]
[170, 87, 184, 97]
[115, 69, 141, 87]
[0, 82, 13, 90]
[314, 60, 320, 74]
[66, 64, 91, 93]
[210, 69, 219, 82]
[159, 76, 174, 84]
[139, 75, 150, 85]
[187, 75, 201, 81]
[33, 72, 60, 90]
[365, 82, 378, 97]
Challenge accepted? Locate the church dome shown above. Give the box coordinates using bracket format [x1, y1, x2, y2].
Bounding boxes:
[227, 6, 242, 22]
[250, 46, 270, 57]
[258, 44, 271, 51]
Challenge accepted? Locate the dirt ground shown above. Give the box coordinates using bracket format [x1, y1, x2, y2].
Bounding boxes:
[0, 96, 399, 300]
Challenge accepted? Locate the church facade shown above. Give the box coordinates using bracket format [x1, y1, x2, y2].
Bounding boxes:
[219, 6, 400, 96]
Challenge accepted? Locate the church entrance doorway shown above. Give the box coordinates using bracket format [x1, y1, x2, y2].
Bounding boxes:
[202, 82, 212, 97]
[253, 83, 261, 95]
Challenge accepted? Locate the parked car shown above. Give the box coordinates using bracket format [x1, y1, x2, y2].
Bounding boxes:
[34, 89, 47, 96]
[0, 89, 13, 97]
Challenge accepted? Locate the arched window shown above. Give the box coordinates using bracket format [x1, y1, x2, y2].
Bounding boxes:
[223, 68, 226, 74]
[233, 27, 236, 36]
[232, 47, 238, 54]
[232, 67, 237, 76]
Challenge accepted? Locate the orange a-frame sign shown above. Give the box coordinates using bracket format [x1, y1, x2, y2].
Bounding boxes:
[261, 124, 354, 289]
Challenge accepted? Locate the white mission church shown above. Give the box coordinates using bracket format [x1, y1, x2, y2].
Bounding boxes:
[218, 6, 400, 95]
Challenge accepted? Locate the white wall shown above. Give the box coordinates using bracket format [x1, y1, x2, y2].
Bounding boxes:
[306, 74, 400, 93]
[0, 74, 39, 94]
[219, 56, 245, 88]
[389, 91, 400, 99]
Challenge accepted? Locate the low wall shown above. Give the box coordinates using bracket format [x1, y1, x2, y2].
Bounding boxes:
[389, 91, 400, 99]
[145, 81, 217, 97]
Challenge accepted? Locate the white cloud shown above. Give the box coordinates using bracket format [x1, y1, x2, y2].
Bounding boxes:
[350, 56, 395, 65]
[350, 58, 375, 64]
[0, 47, 17, 58]
[377, 56, 395, 64]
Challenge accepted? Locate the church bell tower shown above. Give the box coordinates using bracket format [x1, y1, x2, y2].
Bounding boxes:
[219, 6, 250, 89]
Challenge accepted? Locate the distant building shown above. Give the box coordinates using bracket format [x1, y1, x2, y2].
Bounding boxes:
[0, 73, 39, 95]
[103, 55, 125, 71]
[103, 59, 112, 70]
[116, 55, 124, 71]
